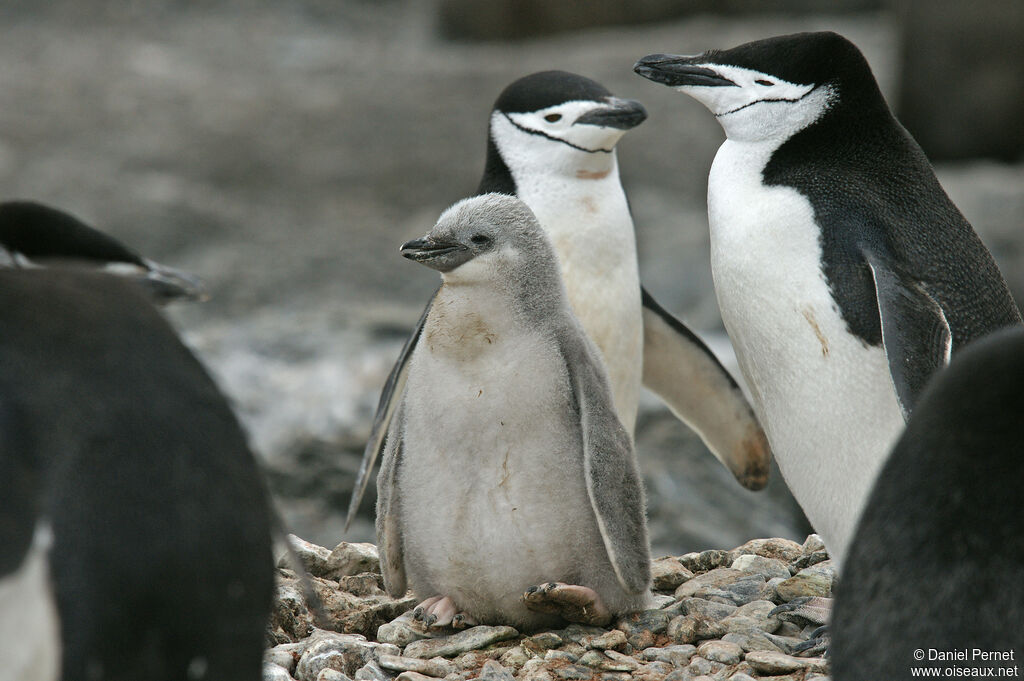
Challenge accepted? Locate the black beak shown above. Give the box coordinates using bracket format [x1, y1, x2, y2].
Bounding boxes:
[400, 237, 471, 272]
[634, 54, 736, 88]
[574, 97, 648, 130]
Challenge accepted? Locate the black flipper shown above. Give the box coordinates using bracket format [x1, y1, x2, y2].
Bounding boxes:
[864, 249, 952, 419]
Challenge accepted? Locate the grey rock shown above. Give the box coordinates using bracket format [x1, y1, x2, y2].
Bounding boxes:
[405, 626, 519, 660]
[378, 655, 454, 677]
[760, 577, 787, 602]
[339, 573, 384, 597]
[377, 613, 448, 647]
[770, 596, 833, 627]
[729, 538, 804, 564]
[498, 646, 529, 669]
[721, 631, 785, 653]
[558, 624, 609, 643]
[477, 660, 515, 681]
[578, 651, 607, 668]
[728, 674, 758, 681]
[638, 661, 674, 677]
[396, 673, 436, 681]
[267, 642, 307, 674]
[522, 632, 564, 655]
[678, 598, 737, 621]
[283, 535, 332, 578]
[296, 630, 379, 681]
[640, 644, 696, 667]
[675, 569, 767, 605]
[651, 557, 694, 592]
[551, 663, 594, 680]
[801, 535, 826, 554]
[265, 662, 297, 681]
[744, 651, 829, 675]
[792, 550, 830, 570]
[597, 673, 631, 681]
[326, 542, 381, 579]
[720, 600, 779, 635]
[597, 650, 640, 672]
[773, 621, 804, 637]
[696, 641, 742, 665]
[667, 614, 724, 644]
[730, 555, 791, 581]
[775, 562, 835, 602]
[318, 671, 353, 681]
[685, 656, 723, 677]
[545, 650, 580, 664]
[678, 550, 732, 573]
[354, 662, 392, 681]
[584, 630, 627, 651]
[615, 608, 671, 649]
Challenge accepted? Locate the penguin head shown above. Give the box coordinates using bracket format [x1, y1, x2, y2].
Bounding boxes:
[0, 201, 207, 304]
[401, 193, 560, 290]
[485, 71, 647, 181]
[634, 32, 884, 143]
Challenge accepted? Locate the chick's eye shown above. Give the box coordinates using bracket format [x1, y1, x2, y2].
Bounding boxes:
[470, 234, 491, 245]
[755, 79, 774, 86]
[544, 113, 562, 122]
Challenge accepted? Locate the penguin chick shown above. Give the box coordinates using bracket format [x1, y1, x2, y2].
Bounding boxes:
[634, 32, 1021, 565]
[0, 200, 207, 304]
[377, 193, 652, 631]
[348, 71, 772, 533]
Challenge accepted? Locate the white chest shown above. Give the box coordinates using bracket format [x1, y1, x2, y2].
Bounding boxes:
[706, 139, 903, 564]
[401, 293, 597, 594]
[515, 169, 643, 431]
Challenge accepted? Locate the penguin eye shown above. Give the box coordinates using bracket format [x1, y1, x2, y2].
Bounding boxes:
[544, 113, 562, 123]
[470, 234, 491, 245]
[755, 79, 774, 86]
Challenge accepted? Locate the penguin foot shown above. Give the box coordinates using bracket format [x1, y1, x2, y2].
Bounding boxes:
[522, 582, 611, 626]
[412, 595, 477, 629]
[768, 596, 832, 627]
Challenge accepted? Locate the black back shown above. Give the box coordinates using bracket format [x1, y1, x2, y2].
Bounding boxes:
[0, 270, 274, 681]
[0, 200, 146, 266]
[832, 326, 1024, 679]
[712, 32, 1021, 349]
[477, 71, 613, 196]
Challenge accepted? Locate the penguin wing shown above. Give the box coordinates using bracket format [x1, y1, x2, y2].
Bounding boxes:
[640, 288, 770, 490]
[864, 249, 952, 419]
[558, 325, 651, 594]
[346, 286, 438, 531]
[375, 397, 408, 597]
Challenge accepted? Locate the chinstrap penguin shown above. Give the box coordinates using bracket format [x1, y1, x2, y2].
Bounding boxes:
[831, 326, 1024, 680]
[634, 31, 1021, 565]
[376, 193, 651, 630]
[0, 270, 274, 681]
[349, 70, 771, 530]
[0, 200, 207, 304]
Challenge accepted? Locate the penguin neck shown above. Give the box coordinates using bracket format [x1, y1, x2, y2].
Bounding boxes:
[424, 280, 523, 360]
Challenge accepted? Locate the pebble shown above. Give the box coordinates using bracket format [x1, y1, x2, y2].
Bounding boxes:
[378, 613, 447, 647]
[478, 660, 515, 681]
[729, 538, 804, 564]
[775, 562, 835, 602]
[615, 609, 671, 649]
[640, 645, 696, 667]
[266, 642, 305, 673]
[601, 650, 640, 671]
[404, 627, 520, 661]
[545, 650, 580, 664]
[677, 550, 732, 574]
[651, 557, 694, 591]
[744, 650, 829, 675]
[339, 574, 384, 597]
[678, 598, 737, 621]
[295, 630, 381, 681]
[499, 646, 530, 668]
[326, 542, 381, 579]
[721, 631, 785, 653]
[584, 629, 627, 651]
[354, 662, 390, 681]
[378, 654, 454, 677]
[265, 662, 296, 681]
[675, 569, 767, 606]
[395, 673, 435, 681]
[729, 555, 791, 581]
[666, 614, 724, 644]
[728, 674, 758, 681]
[318, 671, 352, 681]
[284, 535, 332, 577]
[696, 640, 743, 665]
[522, 632, 564, 654]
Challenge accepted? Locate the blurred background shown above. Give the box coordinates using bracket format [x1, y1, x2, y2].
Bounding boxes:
[2, 0, 1020, 556]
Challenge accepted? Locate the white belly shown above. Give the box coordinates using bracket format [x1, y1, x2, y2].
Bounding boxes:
[708, 140, 904, 565]
[400, 323, 602, 613]
[517, 171, 643, 434]
[0, 522, 61, 681]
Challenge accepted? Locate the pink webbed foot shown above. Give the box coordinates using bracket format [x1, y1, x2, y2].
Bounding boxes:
[522, 582, 611, 626]
[412, 595, 478, 629]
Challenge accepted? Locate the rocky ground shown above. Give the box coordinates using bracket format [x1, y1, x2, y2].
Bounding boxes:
[264, 535, 835, 681]
[2, 3, 1021, 555]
